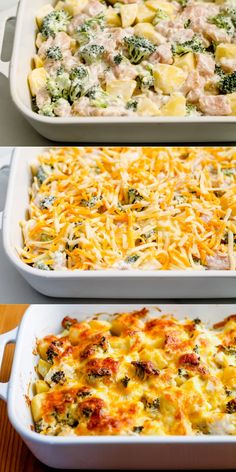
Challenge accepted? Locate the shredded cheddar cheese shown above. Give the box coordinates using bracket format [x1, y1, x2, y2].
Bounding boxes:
[19, 147, 236, 271]
[32, 308, 236, 436]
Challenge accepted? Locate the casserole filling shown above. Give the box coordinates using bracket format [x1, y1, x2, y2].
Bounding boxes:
[29, 0, 236, 117]
[19, 147, 236, 271]
[32, 308, 236, 436]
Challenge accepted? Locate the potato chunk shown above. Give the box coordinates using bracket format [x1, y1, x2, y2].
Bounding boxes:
[136, 4, 156, 23]
[153, 64, 187, 94]
[31, 393, 46, 422]
[120, 4, 138, 27]
[161, 94, 186, 116]
[106, 79, 137, 101]
[105, 7, 121, 26]
[134, 23, 165, 45]
[28, 68, 48, 97]
[174, 52, 195, 72]
[137, 97, 160, 116]
[215, 43, 236, 62]
[146, 0, 175, 16]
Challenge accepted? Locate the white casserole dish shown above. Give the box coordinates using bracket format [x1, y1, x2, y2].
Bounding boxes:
[1, 303, 236, 470]
[1, 1, 236, 143]
[2, 146, 236, 298]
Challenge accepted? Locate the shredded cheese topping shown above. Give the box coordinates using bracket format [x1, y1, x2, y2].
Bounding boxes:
[32, 308, 236, 436]
[19, 147, 236, 271]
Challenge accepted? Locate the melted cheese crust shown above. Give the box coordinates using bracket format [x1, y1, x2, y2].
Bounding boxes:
[32, 308, 236, 436]
[20, 147, 236, 271]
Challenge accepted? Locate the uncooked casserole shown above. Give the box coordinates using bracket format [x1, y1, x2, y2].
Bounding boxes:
[31, 307, 236, 436]
[28, 0, 236, 117]
[19, 147, 236, 271]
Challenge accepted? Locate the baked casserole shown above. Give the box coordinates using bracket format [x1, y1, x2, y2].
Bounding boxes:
[32, 307, 236, 436]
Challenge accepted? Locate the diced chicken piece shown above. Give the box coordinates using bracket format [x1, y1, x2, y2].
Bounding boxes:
[113, 62, 138, 80]
[54, 32, 72, 52]
[220, 58, 236, 73]
[62, 53, 79, 72]
[182, 71, 205, 102]
[155, 19, 172, 39]
[181, 3, 219, 26]
[38, 37, 54, 58]
[44, 59, 62, 75]
[196, 54, 215, 78]
[170, 28, 194, 43]
[36, 88, 51, 109]
[83, 0, 106, 17]
[206, 253, 230, 270]
[199, 95, 231, 116]
[54, 98, 71, 117]
[67, 13, 90, 35]
[72, 97, 129, 117]
[149, 43, 173, 64]
[203, 24, 231, 44]
[38, 32, 71, 59]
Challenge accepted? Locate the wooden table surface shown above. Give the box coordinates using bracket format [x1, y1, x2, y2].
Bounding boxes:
[0, 305, 59, 472]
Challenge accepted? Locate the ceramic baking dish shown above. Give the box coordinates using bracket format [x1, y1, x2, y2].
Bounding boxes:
[2, 146, 236, 298]
[1, 303, 236, 470]
[1, 1, 236, 143]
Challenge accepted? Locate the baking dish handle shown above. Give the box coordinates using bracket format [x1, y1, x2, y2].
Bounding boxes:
[0, 327, 18, 402]
[0, 150, 12, 230]
[0, 4, 18, 78]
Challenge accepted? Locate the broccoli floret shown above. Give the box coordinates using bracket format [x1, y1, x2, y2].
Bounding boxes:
[86, 86, 108, 108]
[186, 103, 197, 115]
[35, 420, 44, 433]
[120, 376, 130, 387]
[124, 35, 156, 64]
[80, 44, 105, 64]
[69, 81, 84, 102]
[177, 0, 188, 6]
[46, 72, 71, 100]
[40, 233, 52, 242]
[208, 13, 234, 34]
[75, 25, 95, 45]
[126, 255, 140, 264]
[39, 103, 55, 117]
[75, 14, 104, 45]
[143, 397, 160, 412]
[34, 262, 51, 271]
[51, 370, 66, 385]
[153, 9, 169, 25]
[36, 166, 47, 184]
[80, 196, 100, 207]
[225, 7, 236, 25]
[172, 35, 205, 56]
[128, 188, 143, 204]
[226, 398, 236, 413]
[126, 99, 138, 111]
[40, 196, 56, 209]
[70, 66, 88, 81]
[68, 67, 89, 102]
[218, 71, 236, 94]
[223, 167, 236, 176]
[133, 426, 144, 433]
[113, 53, 123, 65]
[40, 10, 71, 39]
[136, 69, 154, 91]
[46, 46, 63, 61]
[215, 65, 226, 79]
[184, 18, 191, 28]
